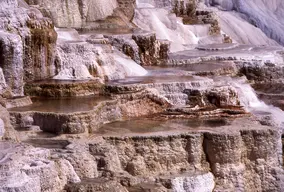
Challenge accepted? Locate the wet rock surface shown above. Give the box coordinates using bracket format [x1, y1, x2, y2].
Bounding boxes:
[0, 0, 57, 96]
[1, 0, 284, 192]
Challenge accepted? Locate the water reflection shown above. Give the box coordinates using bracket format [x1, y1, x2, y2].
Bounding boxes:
[9, 96, 110, 113]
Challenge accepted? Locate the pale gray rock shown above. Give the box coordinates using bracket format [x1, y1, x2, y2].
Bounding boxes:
[171, 173, 215, 192]
[0, 0, 57, 96]
[20, 115, 34, 128]
[55, 41, 147, 81]
[0, 105, 15, 140]
[4, 96, 32, 109]
[84, 118, 284, 191]
[0, 143, 80, 192]
[25, 0, 118, 28]
[0, 68, 7, 94]
[0, 32, 24, 96]
[0, 119, 4, 139]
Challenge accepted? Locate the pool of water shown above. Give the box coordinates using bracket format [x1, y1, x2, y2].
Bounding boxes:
[145, 61, 233, 73]
[108, 72, 211, 85]
[95, 118, 230, 135]
[9, 96, 110, 113]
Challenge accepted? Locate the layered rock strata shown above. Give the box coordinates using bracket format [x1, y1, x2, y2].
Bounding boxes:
[15, 117, 283, 192]
[25, 0, 136, 29]
[1, 1, 284, 192]
[0, 0, 57, 96]
[10, 88, 171, 134]
[25, 0, 118, 28]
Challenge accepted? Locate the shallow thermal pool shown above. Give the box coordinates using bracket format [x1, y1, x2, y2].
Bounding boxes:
[9, 96, 110, 113]
[95, 118, 231, 135]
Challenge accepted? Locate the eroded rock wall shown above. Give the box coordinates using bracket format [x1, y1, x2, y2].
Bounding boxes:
[0, 0, 57, 96]
[109, 33, 170, 66]
[98, 127, 282, 191]
[0, 142, 80, 192]
[25, 0, 123, 28]
[56, 120, 284, 191]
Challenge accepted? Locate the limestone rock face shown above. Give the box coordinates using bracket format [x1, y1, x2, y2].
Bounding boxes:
[25, 0, 118, 28]
[171, 173, 215, 192]
[0, 119, 4, 139]
[0, 0, 57, 96]
[83, 118, 283, 191]
[0, 142, 80, 192]
[117, 0, 136, 20]
[24, 15, 57, 82]
[0, 104, 15, 140]
[132, 33, 170, 65]
[54, 40, 147, 81]
[4, 117, 283, 191]
[185, 86, 240, 108]
[0, 32, 24, 96]
[0, 68, 7, 93]
[109, 33, 170, 66]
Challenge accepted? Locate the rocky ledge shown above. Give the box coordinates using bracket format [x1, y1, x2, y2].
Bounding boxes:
[1, 1, 284, 192]
[2, 117, 283, 192]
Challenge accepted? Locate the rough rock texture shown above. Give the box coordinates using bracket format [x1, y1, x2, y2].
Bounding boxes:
[132, 33, 170, 65]
[108, 34, 142, 64]
[106, 76, 240, 107]
[25, 0, 118, 28]
[0, 32, 24, 96]
[0, 104, 16, 140]
[173, 0, 198, 17]
[253, 80, 284, 110]
[164, 172, 215, 192]
[24, 15, 57, 82]
[2, 96, 32, 109]
[117, 0, 136, 20]
[185, 85, 240, 108]
[54, 34, 147, 81]
[24, 80, 103, 97]
[1, 1, 284, 192]
[0, 119, 4, 139]
[235, 55, 284, 82]
[0, 142, 80, 192]
[108, 33, 170, 66]
[173, 0, 221, 35]
[65, 179, 128, 192]
[45, 117, 283, 192]
[3, 117, 283, 191]
[0, 0, 57, 96]
[10, 88, 171, 134]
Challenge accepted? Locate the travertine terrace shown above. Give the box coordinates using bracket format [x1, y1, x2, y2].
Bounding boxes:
[1, 0, 284, 191]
